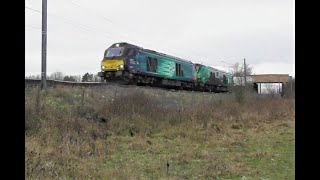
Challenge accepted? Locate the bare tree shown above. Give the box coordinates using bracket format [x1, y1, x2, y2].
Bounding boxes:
[230, 62, 253, 86]
[229, 62, 254, 103]
[265, 83, 278, 97]
[74, 75, 82, 82]
[49, 72, 64, 81]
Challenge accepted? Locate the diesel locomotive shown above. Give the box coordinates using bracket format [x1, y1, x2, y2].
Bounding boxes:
[98, 42, 233, 92]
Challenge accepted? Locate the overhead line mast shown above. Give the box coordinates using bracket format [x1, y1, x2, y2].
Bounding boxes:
[40, 0, 47, 91]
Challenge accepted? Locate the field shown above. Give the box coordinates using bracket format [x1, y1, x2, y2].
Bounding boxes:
[25, 85, 295, 179]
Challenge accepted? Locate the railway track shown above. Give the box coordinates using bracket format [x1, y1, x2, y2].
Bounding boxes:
[25, 79, 108, 88]
[25, 79, 139, 90]
[24, 79, 180, 92]
[25, 79, 229, 94]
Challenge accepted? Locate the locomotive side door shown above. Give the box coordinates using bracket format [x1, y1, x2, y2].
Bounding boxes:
[129, 49, 141, 74]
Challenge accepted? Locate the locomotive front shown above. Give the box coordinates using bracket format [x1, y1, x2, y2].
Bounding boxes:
[98, 42, 138, 83]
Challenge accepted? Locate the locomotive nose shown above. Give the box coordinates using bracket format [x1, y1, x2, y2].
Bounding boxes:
[101, 60, 125, 71]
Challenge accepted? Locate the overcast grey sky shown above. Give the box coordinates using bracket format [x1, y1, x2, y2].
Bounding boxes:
[25, 0, 294, 76]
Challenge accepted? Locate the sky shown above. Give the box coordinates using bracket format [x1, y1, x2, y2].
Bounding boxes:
[25, 0, 295, 77]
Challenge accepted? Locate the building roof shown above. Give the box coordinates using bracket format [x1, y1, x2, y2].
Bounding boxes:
[249, 74, 290, 83]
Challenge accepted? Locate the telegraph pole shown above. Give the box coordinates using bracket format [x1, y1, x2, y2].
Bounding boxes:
[243, 58, 246, 86]
[41, 0, 47, 91]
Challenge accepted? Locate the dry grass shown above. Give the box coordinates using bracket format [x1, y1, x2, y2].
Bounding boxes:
[25, 86, 295, 179]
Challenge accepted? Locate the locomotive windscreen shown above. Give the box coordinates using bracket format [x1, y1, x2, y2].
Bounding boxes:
[105, 47, 124, 57]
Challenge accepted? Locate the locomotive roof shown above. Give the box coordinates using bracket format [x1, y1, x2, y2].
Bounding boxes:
[141, 49, 193, 64]
[195, 63, 231, 75]
[112, 42, 193, 64]
[110, 42, 142, 49]
[110, 42, 231, 75]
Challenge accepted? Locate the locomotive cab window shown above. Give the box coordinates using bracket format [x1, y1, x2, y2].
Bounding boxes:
[146, 57, 157, 72]
[105, 47, 124, 57]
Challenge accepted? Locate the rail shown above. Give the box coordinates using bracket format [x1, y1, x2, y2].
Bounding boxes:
[25, 79, 232, 94]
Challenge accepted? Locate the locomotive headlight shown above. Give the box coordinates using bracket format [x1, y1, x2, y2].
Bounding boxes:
[119, 64, 124, 69]
[101, 66, 106, 69]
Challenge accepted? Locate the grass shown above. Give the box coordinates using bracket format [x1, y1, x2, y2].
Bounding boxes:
[25, 86, 295, 179]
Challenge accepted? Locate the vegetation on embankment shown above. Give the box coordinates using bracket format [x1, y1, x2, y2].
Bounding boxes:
[25, 86, 295, 179]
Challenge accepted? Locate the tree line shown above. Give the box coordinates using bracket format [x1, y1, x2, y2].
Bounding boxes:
[25, 63, 294, 97]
